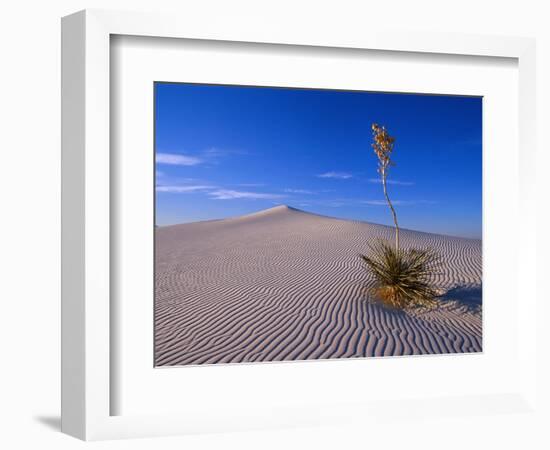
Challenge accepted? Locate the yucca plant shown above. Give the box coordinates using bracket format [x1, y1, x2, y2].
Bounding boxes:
[360, 240, 439, 309]
[362, 123, 439, 309]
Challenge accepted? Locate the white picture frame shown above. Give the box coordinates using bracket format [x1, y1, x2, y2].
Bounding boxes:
[61, 9, 538, 441]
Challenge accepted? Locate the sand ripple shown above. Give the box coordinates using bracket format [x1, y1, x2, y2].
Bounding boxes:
[155, 206, 482, 366]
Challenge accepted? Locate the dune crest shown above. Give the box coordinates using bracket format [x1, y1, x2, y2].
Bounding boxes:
[155, 206, 482, 366]
[229, 204, 304, 220]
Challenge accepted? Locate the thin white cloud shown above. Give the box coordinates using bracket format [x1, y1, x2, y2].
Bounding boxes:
[317, 172, 353, 179]
[156, 153, 202, 166]
[284, 188, 316, 194]
[368, 178, 414, 186]
[209, 189, 286, 200]
[202, 147, 249, 158]
[156, 185, 213, 193]
[361, 199, 436, 206]
[201, 147, 227, 158]
[361, 200, 388, 206]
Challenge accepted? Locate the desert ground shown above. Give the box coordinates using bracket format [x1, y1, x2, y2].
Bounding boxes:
[155, 205, 482, 366]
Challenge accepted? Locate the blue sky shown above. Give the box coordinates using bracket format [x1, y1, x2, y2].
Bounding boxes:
[155, 83, 482, 239]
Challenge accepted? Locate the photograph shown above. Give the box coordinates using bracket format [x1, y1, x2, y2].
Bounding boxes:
[154, 82, 482, 367]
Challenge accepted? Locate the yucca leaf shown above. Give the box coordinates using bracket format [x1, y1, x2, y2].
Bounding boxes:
[360, 240, 440, 309]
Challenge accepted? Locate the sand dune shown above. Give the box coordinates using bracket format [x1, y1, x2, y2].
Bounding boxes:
[155, 205, 482, 366]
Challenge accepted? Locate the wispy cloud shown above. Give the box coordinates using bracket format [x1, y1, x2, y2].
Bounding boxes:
[361, 200, 388, 206]
[209, 189, 286, 200]
[284, 188, 316, 194]
[156, 153, 202, 166]
[367, 178, 414, 186]
[292, 198, 355, 208]
[361, 199, 436, 206]
[201, 147, 228, 158]
[317, 172, 353, 179]
[202, 147, 249, 158]
[156, 185, 214, 193]
[196, 147, 251, 166]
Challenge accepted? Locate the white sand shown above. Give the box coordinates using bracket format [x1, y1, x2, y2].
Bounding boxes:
[155, 205, 482, 366]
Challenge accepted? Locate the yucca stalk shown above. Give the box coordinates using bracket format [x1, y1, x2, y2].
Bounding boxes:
[371, 123, 399, 251]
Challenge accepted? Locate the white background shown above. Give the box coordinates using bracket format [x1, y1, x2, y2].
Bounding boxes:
[1, 1, 548, 449]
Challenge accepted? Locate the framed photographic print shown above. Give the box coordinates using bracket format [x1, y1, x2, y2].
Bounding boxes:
[62, 9, 539, 441]
[153, 83, 483, 367]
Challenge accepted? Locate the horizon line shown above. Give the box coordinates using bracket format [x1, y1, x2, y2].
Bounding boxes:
[155, 204, 481, 240]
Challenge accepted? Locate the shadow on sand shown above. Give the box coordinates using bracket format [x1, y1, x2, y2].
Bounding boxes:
[361, 283, 482, 314]
[440, 284, 482, 309]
